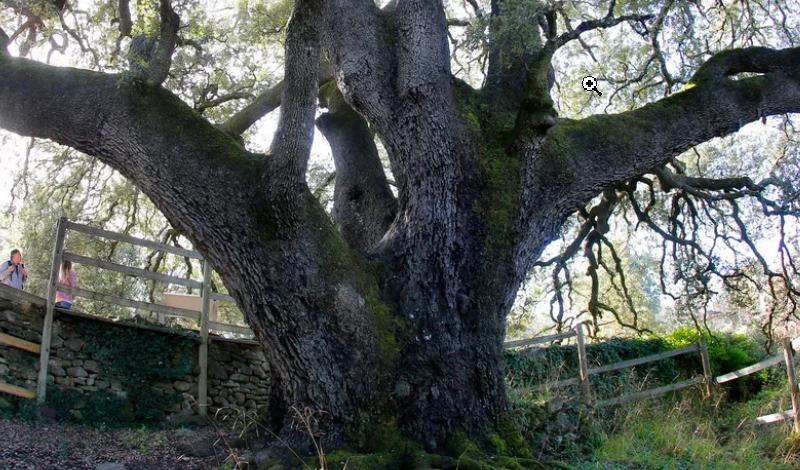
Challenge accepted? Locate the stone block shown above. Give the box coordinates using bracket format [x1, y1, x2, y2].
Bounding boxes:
[234, 392, 246, 405]
[64, 337, 85, 352]
[83, 360, 100, 373]
[50, 335, 64, 349]
[67, 367, 88, 378]
[173, 380, 191, 392]
[49, 364, 66, 377]
[55, 377, 71, 387]
[213, 395, 229, 407]
[72, 359, 83, 366]
[56, 348, 74, 360]
[21, 330, 42, 343]
[0, 310, 18, 323]
[95, 380, 109, 390]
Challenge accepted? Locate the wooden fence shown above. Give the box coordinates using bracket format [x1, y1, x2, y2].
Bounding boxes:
[2, 217, 255, 414]
[507, 322, 713, 406]
[508, 324, 800, 432]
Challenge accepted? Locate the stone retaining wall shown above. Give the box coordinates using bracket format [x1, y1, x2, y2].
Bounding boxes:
[0, 296, 270, 419]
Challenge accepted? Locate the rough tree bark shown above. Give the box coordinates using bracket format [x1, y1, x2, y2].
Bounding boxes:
[1, 0, 800, 458]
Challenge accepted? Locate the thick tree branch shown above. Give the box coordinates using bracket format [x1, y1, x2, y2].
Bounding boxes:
[118, 0, 132, 39]
[542, 46, 800, 201]
[264, 0, 322, 192]
[395, 0, 452, 100]
[654, 166, 777, 200]
[218, 81, 284, 136]
[690, 46, 800, 84]
[320, 0, 396, 130]
[482, 0, 544, 117]
[317, 84, 398, 254]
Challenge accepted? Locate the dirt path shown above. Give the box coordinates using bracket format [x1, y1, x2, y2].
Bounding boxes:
[0, 417, 243, 470]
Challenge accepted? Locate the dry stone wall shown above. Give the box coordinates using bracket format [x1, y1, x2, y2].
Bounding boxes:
[0, 296, 271, 420]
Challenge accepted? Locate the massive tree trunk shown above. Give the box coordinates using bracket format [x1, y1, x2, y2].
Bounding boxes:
[1, 0, 800, 459]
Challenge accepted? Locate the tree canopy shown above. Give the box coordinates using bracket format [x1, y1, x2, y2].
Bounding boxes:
[2, 0, 798, 340]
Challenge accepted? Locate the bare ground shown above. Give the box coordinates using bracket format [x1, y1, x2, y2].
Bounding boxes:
[0, 417, 248, 470]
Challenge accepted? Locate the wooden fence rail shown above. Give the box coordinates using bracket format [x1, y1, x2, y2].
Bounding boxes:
[0, 318, 41, 399]
[587, 344, 699, 376]
[0, 332, 41, 354]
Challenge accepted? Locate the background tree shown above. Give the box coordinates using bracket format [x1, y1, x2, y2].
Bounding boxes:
[1, 0, 800, 458]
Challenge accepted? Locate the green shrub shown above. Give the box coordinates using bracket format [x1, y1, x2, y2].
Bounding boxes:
[666, 327, 767, 400]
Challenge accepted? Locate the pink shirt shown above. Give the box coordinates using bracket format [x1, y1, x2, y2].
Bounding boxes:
[55, 269, 79, 304]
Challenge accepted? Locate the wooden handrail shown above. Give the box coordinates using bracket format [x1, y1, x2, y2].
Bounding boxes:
[209, 321, 252, 335]
[588, 344, 700, 376]
[0, 283, 46, 307]
[716, 354, 784, 384]
[63, 252, 203, 290]
[65, 221, 203, 260]
[58, 285, 201, 320]
[209, 292, 236, 303]
[504, 330, 577, 348]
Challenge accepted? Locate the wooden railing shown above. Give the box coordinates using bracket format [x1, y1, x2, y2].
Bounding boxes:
[507, 326, 800, 432]
[507, 325, 715, 407]
[30, 217, 254, 413]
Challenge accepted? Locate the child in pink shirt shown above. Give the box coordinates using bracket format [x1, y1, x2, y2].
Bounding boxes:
[55, 259, 79, 308]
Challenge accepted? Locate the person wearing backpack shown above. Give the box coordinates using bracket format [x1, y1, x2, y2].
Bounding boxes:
[0, 249, 28, 290]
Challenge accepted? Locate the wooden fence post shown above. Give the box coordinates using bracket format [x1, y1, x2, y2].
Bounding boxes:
[197, 261, 212, 416]
[37, 217, 67, 403]
[698, 336, 715, 406]
[576, 322, 592, 405]
[783, 338, 800, 434]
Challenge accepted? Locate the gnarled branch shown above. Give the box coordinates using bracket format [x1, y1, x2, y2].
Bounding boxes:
[127, 0, 180, 87]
